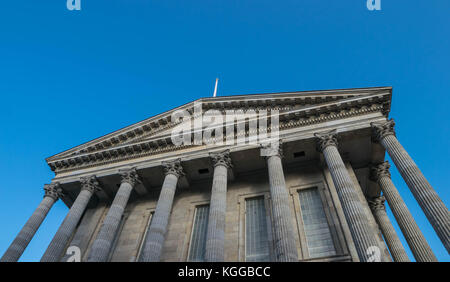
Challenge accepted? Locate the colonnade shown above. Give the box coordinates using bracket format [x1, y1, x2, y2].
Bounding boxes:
[2, 120, 447, 262]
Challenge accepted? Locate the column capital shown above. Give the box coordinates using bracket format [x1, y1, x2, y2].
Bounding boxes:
[368, 196, 386, 212]
[44, 183, 63, 201]
[119, 167, 141, 187]
[210, 150, 233, 168]
[371, 119, 396, 142]
[260, 140, 283, 158]
[314, 130, 338, 152]
[162, 159, 185, 178]
[370, 161, 391, 182]
[80, 175, 102, 193]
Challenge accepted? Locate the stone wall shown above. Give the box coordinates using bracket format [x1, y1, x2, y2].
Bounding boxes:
[66, 162, 390, 262]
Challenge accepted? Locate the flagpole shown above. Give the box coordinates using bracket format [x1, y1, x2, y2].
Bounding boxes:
[213, 78, 219, 97]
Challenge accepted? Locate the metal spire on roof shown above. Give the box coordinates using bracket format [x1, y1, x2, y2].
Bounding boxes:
[213, 78, 219, 97]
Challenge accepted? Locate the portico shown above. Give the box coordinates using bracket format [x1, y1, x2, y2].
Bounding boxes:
[2, 87, 447, 262]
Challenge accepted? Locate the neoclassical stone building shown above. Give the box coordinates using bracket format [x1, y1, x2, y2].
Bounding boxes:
[1, 87, 448, 262]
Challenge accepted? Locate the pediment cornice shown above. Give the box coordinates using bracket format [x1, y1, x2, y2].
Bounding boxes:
[47, 87, 392, 173]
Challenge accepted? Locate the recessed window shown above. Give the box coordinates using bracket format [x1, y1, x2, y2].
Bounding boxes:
[136, 211, 154, 261]
[198, 168, 209, 174]
[245, 197, 270, 262]
[108, 213, 128, 261]
[187, 205, 210, 262]
[298, 188, 336, 258]
[293, 151, 305, 158]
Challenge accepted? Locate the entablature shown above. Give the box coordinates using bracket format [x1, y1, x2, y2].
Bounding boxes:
[47, 88, 391, 174]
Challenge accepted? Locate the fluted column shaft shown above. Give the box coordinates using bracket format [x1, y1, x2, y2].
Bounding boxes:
[1, 183, 62, 262]
[316, 131, 379, 262]
[368, 196, 410, 262]
[205, 151, 232, 262]
[262, 143, 298, 262]
[140, 160, 184, 262]
[372, 162, 437, 262]
[87, 169, 139, 262]
[373, 120, 450, 252]
[41, 176, 100, 262]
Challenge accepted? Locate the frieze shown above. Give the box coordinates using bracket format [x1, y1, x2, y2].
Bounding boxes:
[48, 95, 389, 174]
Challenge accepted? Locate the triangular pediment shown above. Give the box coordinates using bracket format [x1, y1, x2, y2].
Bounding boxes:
[46, 87, 392, 173]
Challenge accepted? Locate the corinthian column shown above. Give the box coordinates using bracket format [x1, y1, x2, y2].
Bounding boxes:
[371, 162, 437, 261]
[87, 168, 140, 262]
[1, 183, 62, 262]
[41, 175, 101, 262]
[262, 142, 298, 262]
[372, 120, 450, 252]
[368, 196, 410, 262]
[205, 150, 232, 262]
[315, 131, 379, 262]
[140, 160, 184, 262]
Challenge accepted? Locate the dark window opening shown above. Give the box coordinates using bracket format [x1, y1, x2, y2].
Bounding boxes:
[293, 151, 305, 158]
[198, 168, 209, 174]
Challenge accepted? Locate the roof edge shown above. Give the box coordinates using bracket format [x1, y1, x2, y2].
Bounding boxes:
[46, 86, 392, 162]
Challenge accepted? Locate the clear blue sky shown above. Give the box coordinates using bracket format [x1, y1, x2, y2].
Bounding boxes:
[0, 1, 448, 262]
